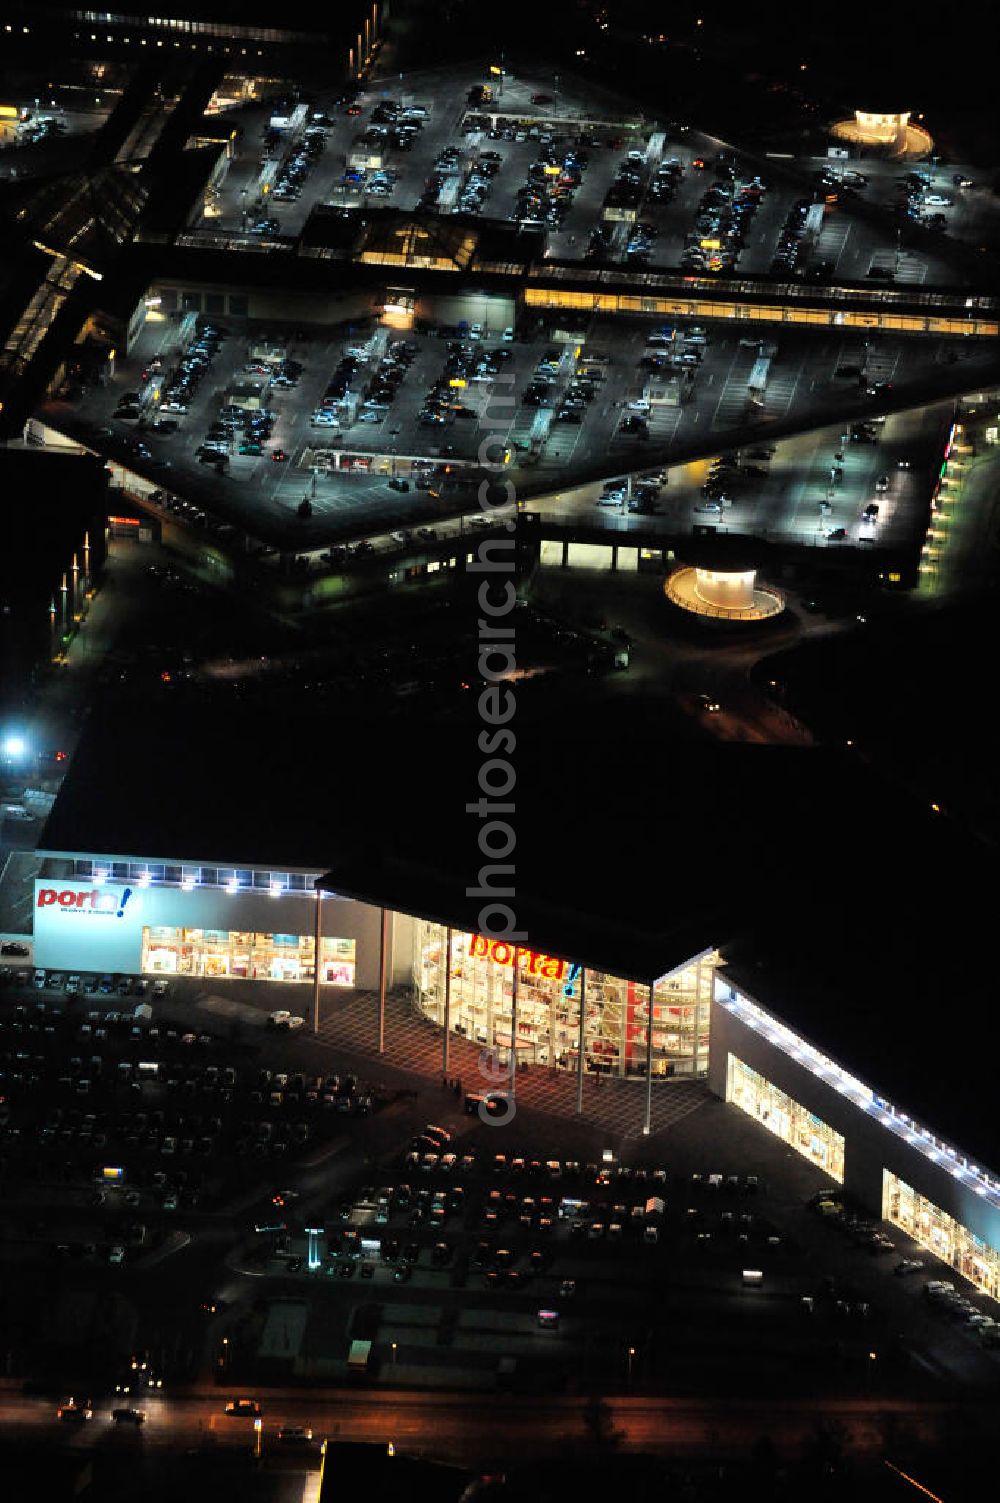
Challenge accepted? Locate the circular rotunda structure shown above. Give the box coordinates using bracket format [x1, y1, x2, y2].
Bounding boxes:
[830, 107, 932, 160]
[664, 537, 784, 623]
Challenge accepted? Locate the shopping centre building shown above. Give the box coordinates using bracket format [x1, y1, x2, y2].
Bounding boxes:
[9, 842, 1000, 1304]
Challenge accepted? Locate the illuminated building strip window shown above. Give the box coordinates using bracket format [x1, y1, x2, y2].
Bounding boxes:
[141, 926, 355, 984]
[70, 858, 322, 892]
[520, 288, 998, 338]
[527, 263, 998, 314]
[717, 980, 1000, 1208]
[884, 1170, 1000, 1302]
[726, 1054, 844, 1181]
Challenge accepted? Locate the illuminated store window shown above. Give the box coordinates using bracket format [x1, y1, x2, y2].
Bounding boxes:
[411, 920, 713, 1080]
[883, 1171, 1000, 1302]
[140, 926, 354, 984]
[726, 1054, 845, 1182]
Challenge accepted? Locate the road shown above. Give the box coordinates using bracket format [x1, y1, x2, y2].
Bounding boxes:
[0, 1385, 973, 1464]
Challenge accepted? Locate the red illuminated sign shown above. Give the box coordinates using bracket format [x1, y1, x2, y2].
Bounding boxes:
[468, 934, 567, 981]
[108, 515, 141, 526]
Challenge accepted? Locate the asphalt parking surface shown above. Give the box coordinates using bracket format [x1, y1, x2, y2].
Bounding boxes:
[197, 65, 961, 290]
[532, 398, 954, 551]
[4, 974, 999, 1398]
[50, 305, 999, 560]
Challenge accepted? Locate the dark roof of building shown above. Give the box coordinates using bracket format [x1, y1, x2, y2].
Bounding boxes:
[720, 809, 997, 1172]
[676, 536, 775, 572]
[38, 675, 997, 1168]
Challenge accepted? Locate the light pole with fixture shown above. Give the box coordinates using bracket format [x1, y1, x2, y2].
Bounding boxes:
[312, 882, 324, 1035]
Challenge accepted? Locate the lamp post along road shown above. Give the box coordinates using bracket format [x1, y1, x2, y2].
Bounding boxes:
[442, 926, 452, 1077]
[576, 969, 586, 1114]
[312, 887, 323, 1035]
[509, 949, 519, 1098]
[377, 906, 387, 1055]
[643, 980, 654, 1135]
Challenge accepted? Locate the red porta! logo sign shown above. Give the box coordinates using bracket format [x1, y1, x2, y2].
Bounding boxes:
[467, 934, 567, 981]
[37, 886, 135, 918]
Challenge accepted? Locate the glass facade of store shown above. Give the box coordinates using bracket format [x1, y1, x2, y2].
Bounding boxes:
[140, 927, 355, 984]
[412, 922, 713, 1078]
[726, 1055, 845, 1182]
[883, 1171, 1000, 1302]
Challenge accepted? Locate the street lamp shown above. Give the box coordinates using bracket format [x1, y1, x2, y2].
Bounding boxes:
[391, 1342, 397, 1365]
[2, 735, 27, 760]
[627, 1345, 636, 1384]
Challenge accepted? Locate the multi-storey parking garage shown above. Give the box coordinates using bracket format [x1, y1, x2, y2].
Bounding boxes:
[0, 44, 997, 643]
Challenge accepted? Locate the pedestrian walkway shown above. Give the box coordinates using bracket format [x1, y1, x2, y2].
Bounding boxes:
[312, 985, 710, 1139]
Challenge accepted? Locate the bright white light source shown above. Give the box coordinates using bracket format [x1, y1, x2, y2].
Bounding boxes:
[2, 735, 26, 758]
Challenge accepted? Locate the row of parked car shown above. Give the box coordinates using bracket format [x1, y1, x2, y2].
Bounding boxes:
[515, 142, 587, 230]
[770, 194, 817, 278]
[695, 445, 772, 513]
[684, 165, 764, 276]
[369, 97, 427, 150]
[353, 338, 419, 427]
[892, 169, 963, 235]
[8, 968, 169, 998]
[146, 489, 220, 532]
[197, 402, 285, 466]
[522, 345, 567, 409]
[923, 1280, 1000, 1345]
[554, 357, 605, 424]
[160, 322, 226, 414]
[311, 341, 373, 428]
[420, 339, 503, 427]
[271, 121, 327, 202]
[347, 163, 397, 198]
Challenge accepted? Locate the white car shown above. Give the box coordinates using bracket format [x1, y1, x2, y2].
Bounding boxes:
[108, 1245, 125, 1265]
[268, 1010, 305, 1031]
[924, 194, 953, 207]
[502, 327, 515, 342]
[1, 804, 36, 822]
[312, 413, 338, 426]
